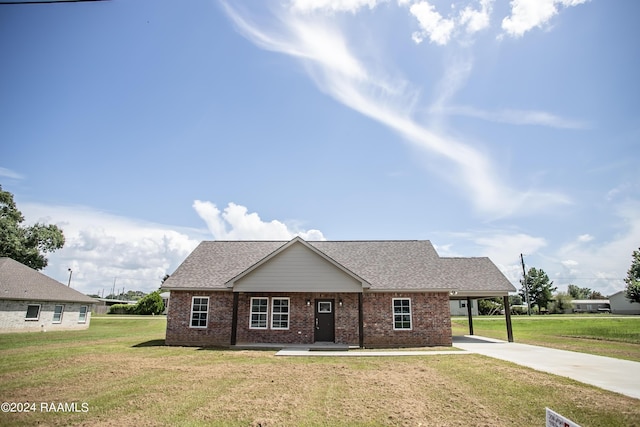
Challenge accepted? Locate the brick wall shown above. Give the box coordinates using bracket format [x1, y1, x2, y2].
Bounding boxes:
[234, 292, 360, 345]
[165, 291, 234, 346]
[362, 292, 452, 347]
[166, 290, 452, 348]
[0, 299, 92, 333]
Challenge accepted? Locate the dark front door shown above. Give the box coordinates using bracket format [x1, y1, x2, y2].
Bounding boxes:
[315, 299, 335, 342]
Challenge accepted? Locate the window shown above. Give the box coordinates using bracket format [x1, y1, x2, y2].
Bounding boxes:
[25, 304, 41, 321]
[317, 301, 332, 313]
[78, 306, 88, 323]
[53, 305, 64, 323]
[190, 297, 209, 328]
[271, 298, 290, 330]
[250, 297, 268, 329]
[393, 298, 412, 330]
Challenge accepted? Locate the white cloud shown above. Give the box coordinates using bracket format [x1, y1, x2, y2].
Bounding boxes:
[19, 200, 326, 295]
[409, 1, 455, 45]
[289, 0, 381, 13]
[459, 0, 493, 35]
[554, 201, 640, 295]
[20, 203, 204, 296]
[193, 200, 326, 241]
[502, 0, 589, 38]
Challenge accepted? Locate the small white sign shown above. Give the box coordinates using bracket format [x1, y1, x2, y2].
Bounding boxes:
[546, 408, 581, 427]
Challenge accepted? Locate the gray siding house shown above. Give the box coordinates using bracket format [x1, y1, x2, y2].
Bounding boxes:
[163, 237, 515, 348]
[609, 291, 640, 315]
[0, 258, 95, 333]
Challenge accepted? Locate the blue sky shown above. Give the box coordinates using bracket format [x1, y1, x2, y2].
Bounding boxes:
[1, 0, 638, 297]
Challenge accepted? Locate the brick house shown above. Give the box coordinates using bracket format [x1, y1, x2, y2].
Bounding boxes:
[0, 257, 95, 333]
[163, 237, 515, 348]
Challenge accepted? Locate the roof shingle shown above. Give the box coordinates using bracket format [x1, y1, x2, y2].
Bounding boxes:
[0, 258, 96, 304]
[163, 239, 516, 295]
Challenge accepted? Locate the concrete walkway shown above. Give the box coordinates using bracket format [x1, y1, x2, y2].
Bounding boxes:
[276, 336, 640, 400]
[453, 335, 640, 400]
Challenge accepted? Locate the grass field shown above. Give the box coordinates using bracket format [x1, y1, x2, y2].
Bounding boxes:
[0, 316, 639, 427]
[451, 315, 640, 362]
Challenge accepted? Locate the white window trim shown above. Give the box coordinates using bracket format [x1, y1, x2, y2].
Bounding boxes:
[25, 304, 41, 321]
[392, 298, 412, 331]
[190, 297, 209, 329]
[270, 297, 290, 330]
[78, 306, 88, 323]
[53, 304, 64, 323]
[249, 297, 269, 329]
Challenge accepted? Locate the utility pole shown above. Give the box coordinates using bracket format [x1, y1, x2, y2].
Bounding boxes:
[521, 253, 531, 316]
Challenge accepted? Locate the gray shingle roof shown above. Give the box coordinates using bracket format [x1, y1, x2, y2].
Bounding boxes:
[163, 239, 516, 295]
[0, 258, 96, 304]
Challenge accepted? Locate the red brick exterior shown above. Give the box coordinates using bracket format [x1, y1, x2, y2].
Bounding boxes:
[165, 291, 234, 346]
[166, 290, 452, 347]
[362, 292, 452, 347]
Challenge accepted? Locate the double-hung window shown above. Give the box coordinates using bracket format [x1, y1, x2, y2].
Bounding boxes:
[53, 305, 64, 323]
[78, 306, 88, 323]
[271, 298, 289, 330]
[393, 298, 412, 330]
[190, 297, 209, 328]
[250, 297, 268, 329]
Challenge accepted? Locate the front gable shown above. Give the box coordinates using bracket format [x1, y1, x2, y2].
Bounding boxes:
[230, 239, 364, 293]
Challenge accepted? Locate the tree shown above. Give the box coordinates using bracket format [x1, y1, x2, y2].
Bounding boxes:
[134, 291, 164, 315]
[549, 292, 572, 314]
[567, 284, 591, 300]
[0, 185, 65, 270]
[519, 267, 557, 313]
[624, 248, 640, 304]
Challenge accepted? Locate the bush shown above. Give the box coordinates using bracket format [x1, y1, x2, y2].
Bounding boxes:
[108, 304, 137, 315]
[134, 291, 164, 315]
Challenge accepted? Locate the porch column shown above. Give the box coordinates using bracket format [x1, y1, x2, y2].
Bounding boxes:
[503, 295, 514, 342]
[358, 292, 364, 348]
[230, 292, 239, 345]
[466, 297, 474, 336]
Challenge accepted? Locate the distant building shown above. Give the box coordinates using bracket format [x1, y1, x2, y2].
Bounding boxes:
[609, 291, 640, 315]
[0, 258, 95, 333]
[571, 299, 610, 314]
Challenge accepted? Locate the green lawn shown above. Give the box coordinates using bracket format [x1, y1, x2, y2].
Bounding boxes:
[0, 316, 639, 426]
[451, 315, 640, 362]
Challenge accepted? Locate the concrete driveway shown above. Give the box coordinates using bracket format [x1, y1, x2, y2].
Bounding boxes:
[453, 335, 640, 400]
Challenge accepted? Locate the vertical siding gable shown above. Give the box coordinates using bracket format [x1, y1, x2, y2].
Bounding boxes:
[233, 242, 363, 292]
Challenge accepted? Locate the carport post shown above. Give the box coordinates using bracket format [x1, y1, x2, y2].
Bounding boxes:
[503, 295, 514, 342]
[466, 297, 474, 335]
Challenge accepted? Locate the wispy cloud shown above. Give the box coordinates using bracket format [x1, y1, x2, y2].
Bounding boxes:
[433, 105, 589, 129]
[0, 167, 24, 180]
[221, 2, 571, 218]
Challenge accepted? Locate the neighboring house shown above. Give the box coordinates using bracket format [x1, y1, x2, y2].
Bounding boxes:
[450, 299, 478, 316]
[0, 257, 95, 333]
[571, 299, 611, 313]
[609, 291, 640, 315]
[163, 237, 515, 348]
